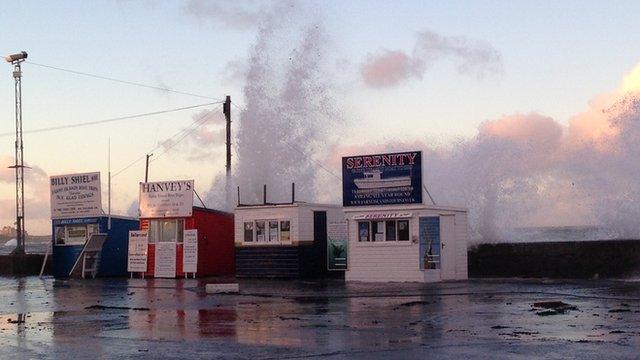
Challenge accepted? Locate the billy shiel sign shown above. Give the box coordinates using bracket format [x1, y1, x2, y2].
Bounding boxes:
[127, 230, 148, 273]
[139, 180, 194, 218]
[50, 172, 102, 219]
[342, 151, 422, 206]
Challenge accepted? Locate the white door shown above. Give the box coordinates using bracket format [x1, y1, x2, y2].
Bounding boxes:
[440, 215, 457, 280]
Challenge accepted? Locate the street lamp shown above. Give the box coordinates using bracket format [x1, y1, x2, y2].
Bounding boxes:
[6, 51, 28, 255]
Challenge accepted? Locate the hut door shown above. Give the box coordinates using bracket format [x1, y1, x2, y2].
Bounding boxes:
[154, 219, 178, 278]
[440, 215, 457, 280]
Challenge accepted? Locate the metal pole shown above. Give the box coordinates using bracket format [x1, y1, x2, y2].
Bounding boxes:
[108, 138, 112, 230]
[144, 153, 153, 182]
[223, 96, 231, 173]
[11, 61, 25, 255]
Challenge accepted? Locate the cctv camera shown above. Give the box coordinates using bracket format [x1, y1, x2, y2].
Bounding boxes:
[5, 51, 28, 63]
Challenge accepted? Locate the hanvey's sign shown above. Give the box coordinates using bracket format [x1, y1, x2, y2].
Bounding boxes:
[139, 180, 194, 218]
[50, 172, 102, 219]
[342, 151, 422, 207]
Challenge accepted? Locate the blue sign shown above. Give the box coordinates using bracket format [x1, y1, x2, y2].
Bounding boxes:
[342, 151, 422, 207]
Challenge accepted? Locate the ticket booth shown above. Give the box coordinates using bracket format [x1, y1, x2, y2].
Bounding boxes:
[52, 216, 139, 278]
[341, 151, 469, 283]
[137, 180, 234, 278]
[50, 171, 139, 278]
[234, 202, 345, 278]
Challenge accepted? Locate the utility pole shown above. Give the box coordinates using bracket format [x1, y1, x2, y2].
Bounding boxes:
[5, 51, 28, 255]
[145, 153, 153, 182]
[223, 95, 231, 173]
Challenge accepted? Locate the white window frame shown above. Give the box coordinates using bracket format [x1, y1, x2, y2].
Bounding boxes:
[356, 219, 411, 244]
[147, 219, 185, 244]
[243, 219, 292, 245]
[54, 223, 100, 246]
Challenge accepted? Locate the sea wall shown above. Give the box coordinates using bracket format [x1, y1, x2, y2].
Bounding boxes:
[0, 254, 52, 276]
[468, 239, 640, 279]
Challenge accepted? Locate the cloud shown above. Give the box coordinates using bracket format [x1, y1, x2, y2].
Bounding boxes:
[0, 157, 51, 234]
[326, 61, 640, 241]
[361, 30, 503, 88]
[361, 50, 423, 88]
[184, 0, 297, 30]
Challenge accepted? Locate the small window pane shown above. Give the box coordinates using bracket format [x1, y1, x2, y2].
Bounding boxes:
[269, 221, 279, 242]
[148, 221, 157, 244]
[67, 225, 87, 245]
[358, 222, 369, 242]
[160, 220, 177, 242]
[177, 219, 184, 243]
[280, 221, 290, 242]
[398, 220, 409, 241]
[55, 226, 66, 245]
[244, 222, 254, 242]
[256, 221, 265, 242]
[385, 221, 396, 241]
[372, 221, 384, 242]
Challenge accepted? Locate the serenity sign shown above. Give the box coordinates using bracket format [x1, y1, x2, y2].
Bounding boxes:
[50, 172, 102, 219]
[342, 151, 422, 206]
[139, 180, 194, 218]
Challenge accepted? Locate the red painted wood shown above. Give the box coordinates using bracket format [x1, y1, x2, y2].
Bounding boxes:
[140, 207, 234, 278]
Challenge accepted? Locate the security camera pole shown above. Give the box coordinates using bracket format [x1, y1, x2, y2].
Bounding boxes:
[5, 51, 28, 255]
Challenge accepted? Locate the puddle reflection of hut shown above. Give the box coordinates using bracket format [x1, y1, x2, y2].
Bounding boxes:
[234, 184, 345, 278]
[50, 172, 139, 278]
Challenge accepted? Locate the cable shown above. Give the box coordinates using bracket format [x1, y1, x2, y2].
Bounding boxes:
[26, 61, 223, 101]
[280, 139, 342, 181]
[0, 102, 222, 137]
[112, 107, 218, 178]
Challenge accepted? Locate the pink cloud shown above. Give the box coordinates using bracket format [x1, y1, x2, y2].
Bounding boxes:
[360, 50, 421, 88]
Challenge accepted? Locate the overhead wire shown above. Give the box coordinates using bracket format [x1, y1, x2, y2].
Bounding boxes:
[112, 106, 219, 178]
[0, 102, 222, 137]
[26, 61, 222, 101]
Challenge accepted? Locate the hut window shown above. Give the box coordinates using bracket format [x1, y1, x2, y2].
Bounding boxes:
[397, 220, 410, 241]
[358, 222, 370, 242]
[385, 221, 396, 241]
[256, 221, 266, 242]
[358, 219, 410, 242]
[149, 219, 185, 243]
[55, 223, 100, 246]
[269, 221, 279, 242]
[280, 221, 290, 242]
[244, 222, 254, 242]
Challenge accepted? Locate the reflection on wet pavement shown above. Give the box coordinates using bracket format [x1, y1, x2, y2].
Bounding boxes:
[0, 277, 639, 358]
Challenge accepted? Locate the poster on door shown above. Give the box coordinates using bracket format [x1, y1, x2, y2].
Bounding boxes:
[327, 220, 348, 271]
[183, 229, 198, 274]
[127, 230, 148, 273]
[154, 241, 176, 278]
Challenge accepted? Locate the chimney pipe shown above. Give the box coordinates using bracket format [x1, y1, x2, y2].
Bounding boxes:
[263, 184, 267, 205]
[291, 183, 295, 203]
[237, 186, 240, 206]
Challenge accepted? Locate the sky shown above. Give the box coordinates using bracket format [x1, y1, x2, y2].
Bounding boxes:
[1, 1, 640, 235]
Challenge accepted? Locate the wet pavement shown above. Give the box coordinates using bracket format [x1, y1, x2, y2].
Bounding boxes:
[1, 277, 639, 359]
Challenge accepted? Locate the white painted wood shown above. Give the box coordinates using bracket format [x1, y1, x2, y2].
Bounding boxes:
[440, 215, 457, 280]
[345, 205, 469, 283]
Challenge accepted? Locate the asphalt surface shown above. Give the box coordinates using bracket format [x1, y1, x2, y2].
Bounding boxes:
[0, 276, 639, 359]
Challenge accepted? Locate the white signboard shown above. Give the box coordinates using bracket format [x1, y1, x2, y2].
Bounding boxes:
[127, 231, 148, 273]
[183, 229, 198, 274]
[154, 241, 176, 278]
[139, 180, 193, 218]
[50, 172, 102, 219]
